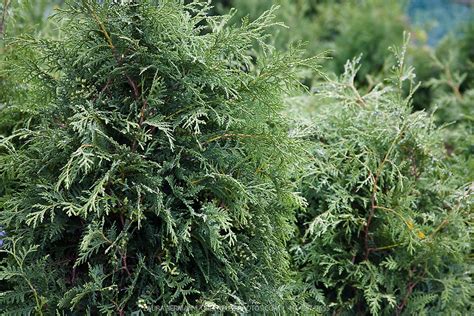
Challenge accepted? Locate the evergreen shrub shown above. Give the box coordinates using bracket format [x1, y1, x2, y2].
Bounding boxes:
[0, 1, 317, 314]
[292, 40, 472, 315]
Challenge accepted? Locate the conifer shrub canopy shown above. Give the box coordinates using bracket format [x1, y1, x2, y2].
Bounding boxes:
[292, 48, 472, 315]
[0, 0, 317, 313]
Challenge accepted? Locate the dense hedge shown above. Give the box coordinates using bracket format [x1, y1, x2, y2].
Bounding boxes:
[0, 0, 472, 315]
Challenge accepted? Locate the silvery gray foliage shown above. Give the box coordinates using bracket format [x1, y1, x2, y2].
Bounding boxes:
[291, 39, 472, 315]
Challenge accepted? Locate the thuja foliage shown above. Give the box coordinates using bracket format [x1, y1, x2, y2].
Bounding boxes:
[0, 0, 318, 313]
[293, 41, 472, 315]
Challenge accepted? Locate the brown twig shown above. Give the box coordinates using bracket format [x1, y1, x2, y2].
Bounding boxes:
[349, 82, 366, 108]
[138, 98, 149, 126]
[99, 78, 112, 94]
[126, 75, 139, 98]
[364, 125, 407, 259]
[85, 2, 150, 151]
[121, 253, 131, 277]
[443, 63, 463, 101]
[396, 281, 417, 315]
[71, 266, 77, 284]
[396, 269, 426, 315]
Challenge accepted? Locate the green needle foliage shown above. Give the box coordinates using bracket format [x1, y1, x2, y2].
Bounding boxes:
[0, 0, 318, 313]
[293, 39, 472, 315]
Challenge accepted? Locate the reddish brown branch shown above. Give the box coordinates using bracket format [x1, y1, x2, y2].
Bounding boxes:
[71, 266, 77, 284]
[138, 98, 149, 126]
[396, 269, 425, 315]
[126, 75, 139, 98]
[86, 2, 149, 131]
[364, 173, 378, 260]
[363, 125, 407, 260]
[396, 281, 417, 315]
[100, 78, 112, 94]
[119, 213, 125, 227]
[121, 253, 131, 277]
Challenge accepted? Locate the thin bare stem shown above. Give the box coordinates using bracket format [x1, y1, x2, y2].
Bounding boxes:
[364, 124, 407, 259]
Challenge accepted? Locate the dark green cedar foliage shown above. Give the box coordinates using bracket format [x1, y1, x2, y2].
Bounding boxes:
[293, 40, 472, 315]
[0, 1, 317, 313]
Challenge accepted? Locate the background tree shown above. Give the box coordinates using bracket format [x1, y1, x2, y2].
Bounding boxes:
[0, 0, 64, 136]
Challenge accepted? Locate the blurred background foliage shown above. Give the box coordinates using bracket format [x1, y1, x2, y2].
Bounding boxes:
[0, 0, 65, 136]
[408, 0, 474, 46]
[1, 0, 472, 92]
[210, 0, 473, 139]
